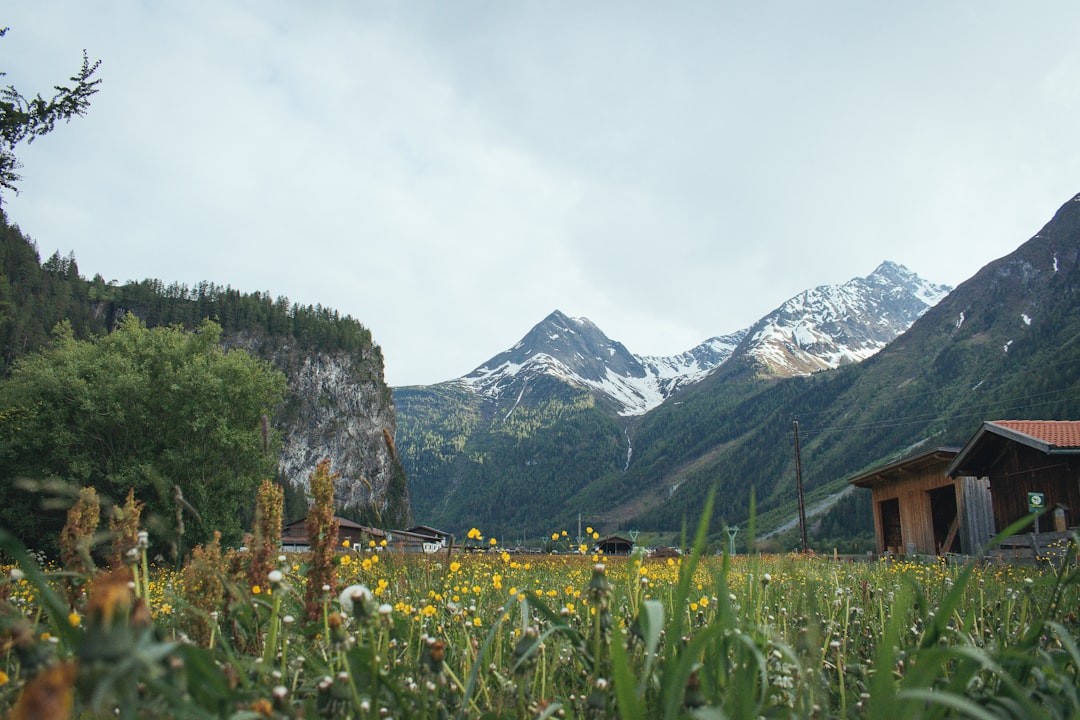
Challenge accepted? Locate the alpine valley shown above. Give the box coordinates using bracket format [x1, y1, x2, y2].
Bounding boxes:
[5, 192, 1080, 552]
[396, 194, 1080, 548]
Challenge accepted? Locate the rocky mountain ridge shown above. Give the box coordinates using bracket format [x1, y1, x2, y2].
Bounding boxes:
[737, 260, 951, 377]
[455, 261, 949, 416]
[395, 259, 954, 536]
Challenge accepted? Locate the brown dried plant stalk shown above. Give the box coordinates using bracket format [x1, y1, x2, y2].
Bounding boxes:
[108, 488, 144, 570]
[303, 459, 339, 622]
[248, 480, 284, 591]
[181, 531, 225, 646]
[59, 486, 100, 607]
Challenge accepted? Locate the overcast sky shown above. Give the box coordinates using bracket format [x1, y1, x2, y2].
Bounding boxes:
[4, 2, 1079, 386]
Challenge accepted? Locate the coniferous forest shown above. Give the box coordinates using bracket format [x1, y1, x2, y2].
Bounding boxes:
[0, 213, 399, 553]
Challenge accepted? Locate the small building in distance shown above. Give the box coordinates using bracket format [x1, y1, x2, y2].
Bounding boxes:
[388, 526, 450, 553]
[280, 516, 387, 553]
[406, 525, 454, 548]
[848, 446, 995, 557]
[946, 420, 1080, 535]
[596, 535, 634, 556]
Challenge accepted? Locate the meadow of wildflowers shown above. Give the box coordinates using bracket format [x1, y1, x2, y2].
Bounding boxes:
[1, 498, 1078, 718]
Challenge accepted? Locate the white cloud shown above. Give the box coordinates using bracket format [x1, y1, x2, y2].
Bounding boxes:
[4, 1, 1080, 385]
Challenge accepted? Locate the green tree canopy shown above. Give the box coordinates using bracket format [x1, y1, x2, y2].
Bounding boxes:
[0, 315, 286, 556]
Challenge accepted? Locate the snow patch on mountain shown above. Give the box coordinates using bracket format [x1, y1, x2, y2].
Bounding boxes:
[459, 262, 950, 416]
[461, 310, 747, 416]
[740, 261, 951, 377]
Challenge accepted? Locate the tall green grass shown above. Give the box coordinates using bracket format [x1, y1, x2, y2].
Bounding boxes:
[1, 506, 1077, 718]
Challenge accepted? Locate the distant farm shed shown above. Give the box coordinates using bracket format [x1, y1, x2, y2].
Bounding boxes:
[388, 527, 448, 553]
[406, 525, 453, 546]
[848, 446, 995, 557]
[946, 420, 1080, 534]
[596, 535, 634, 556]
[281, 516, 387, 552]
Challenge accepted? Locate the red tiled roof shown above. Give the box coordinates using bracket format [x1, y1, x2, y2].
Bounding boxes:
[989, 420, 1080, 449]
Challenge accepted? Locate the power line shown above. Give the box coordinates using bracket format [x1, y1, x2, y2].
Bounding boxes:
[787, 356, 1080, 420]
[793, 390, 1080, 438]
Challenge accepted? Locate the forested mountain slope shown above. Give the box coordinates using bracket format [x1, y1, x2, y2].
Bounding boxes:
[397, 262, 952, 540]
[396, 194, 1080, 545]
[599, 193, 1080, 538]
[0, 213, 409, 528]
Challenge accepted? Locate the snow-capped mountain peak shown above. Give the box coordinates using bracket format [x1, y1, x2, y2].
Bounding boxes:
[741, 261, 951, 376]
[460, 263, 950, 416]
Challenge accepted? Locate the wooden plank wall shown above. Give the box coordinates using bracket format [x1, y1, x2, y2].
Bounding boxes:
[957, 475, 995, 555]
[870, 468, 957, 555]
[988, 445, 1080, 532]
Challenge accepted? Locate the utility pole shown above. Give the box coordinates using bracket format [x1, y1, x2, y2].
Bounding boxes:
[793, 419, 808, 554]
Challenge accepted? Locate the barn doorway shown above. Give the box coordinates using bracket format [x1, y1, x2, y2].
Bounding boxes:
[879, 498, 901, 553]
[928, 485, 960, 554]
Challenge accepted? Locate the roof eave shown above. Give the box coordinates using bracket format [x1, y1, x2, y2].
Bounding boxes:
[847, 446, 960, 488]
[947, 421, 1080, 477]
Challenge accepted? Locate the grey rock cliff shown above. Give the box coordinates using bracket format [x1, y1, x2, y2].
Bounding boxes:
[225, 332, 410, 527]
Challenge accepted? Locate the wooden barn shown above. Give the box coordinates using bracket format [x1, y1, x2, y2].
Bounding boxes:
[406, 525, 453, 548]
[387, 527, 447, 553]
[848, 446, 995, 557]
[596, 535, 634, 556]
[946, 420, 1080, 535]
[280, 516, 387, 552]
